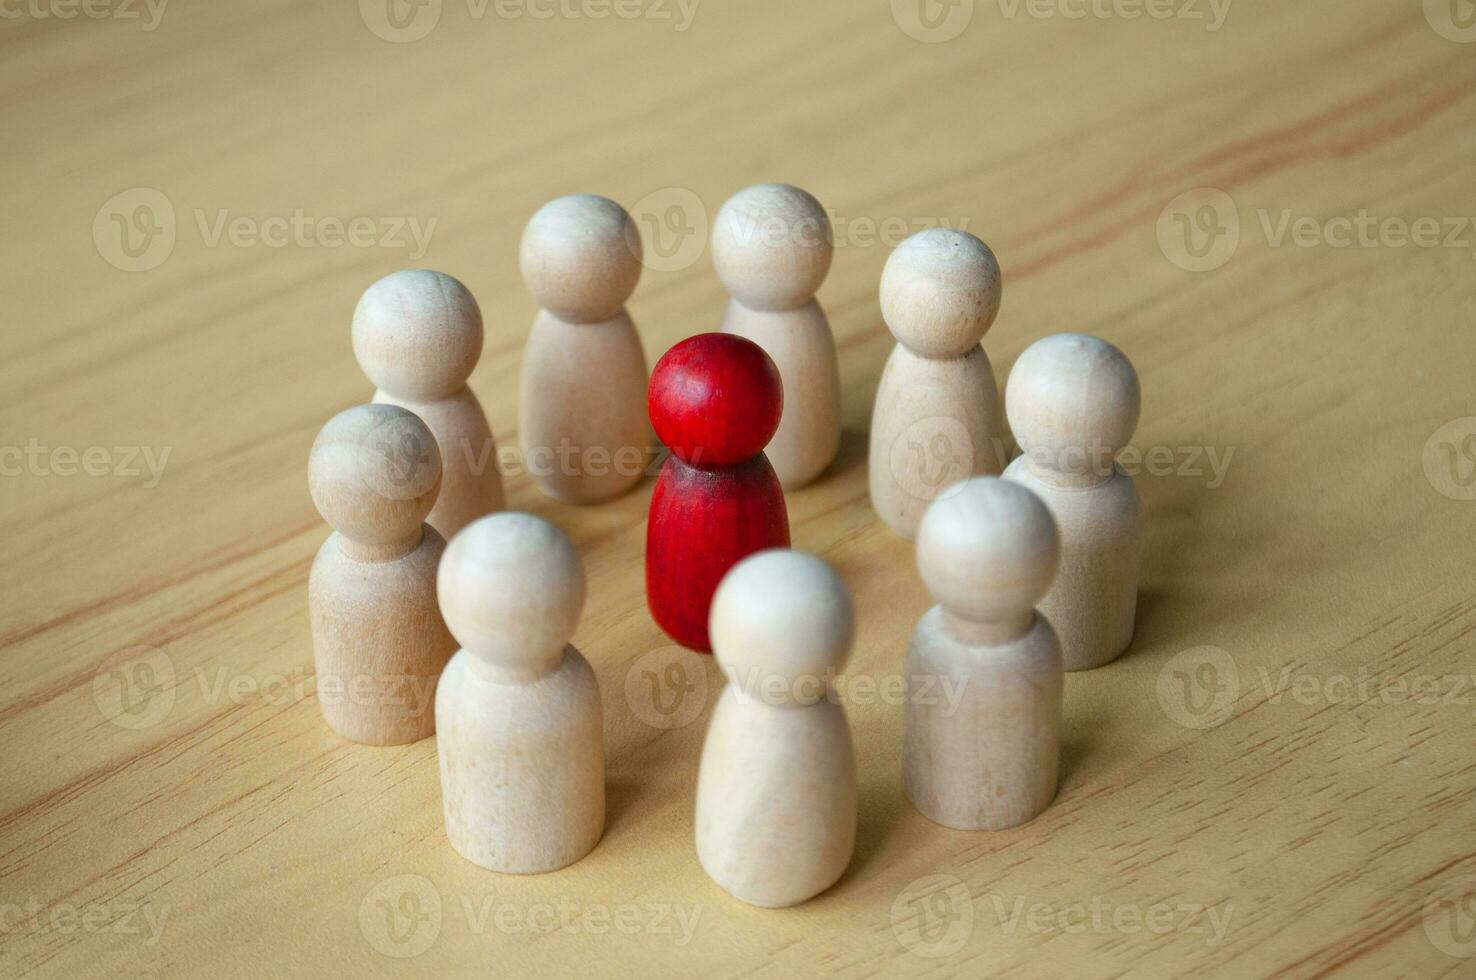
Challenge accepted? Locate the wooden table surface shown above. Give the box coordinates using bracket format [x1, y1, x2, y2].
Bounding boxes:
[4, 1, 1475, 976]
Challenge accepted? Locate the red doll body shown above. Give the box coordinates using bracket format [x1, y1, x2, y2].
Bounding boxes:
[646, 333, 791, 652]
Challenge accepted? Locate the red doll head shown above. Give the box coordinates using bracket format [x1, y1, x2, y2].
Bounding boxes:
[648, 333, 783, 467]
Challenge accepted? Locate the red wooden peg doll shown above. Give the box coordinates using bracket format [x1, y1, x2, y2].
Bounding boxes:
[647, 333, 791, 653]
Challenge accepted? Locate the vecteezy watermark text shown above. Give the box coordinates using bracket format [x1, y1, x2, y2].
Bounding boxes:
[726, 668, 969, 713]
[991, 893, 1234, 945]
[94, 188, 436, 272]
[357, 875, 703, 958]
[0, 899, 170, 948]
[1156, 646, 1476, 731]
[0, 0, 167, 29]
[717, 208, 971, 253]
[92, 645, 444, 730]
[622, 648, 975, 731]
[628, 185, 973, 273]
[193, 209, 434, 257]
[1, 440, 171, 488]
[889, 876, 1234, 959]
[891, 423, 1238, 504]
[1158, 188, 1476, 272]
[994, 0, 1231, 30]
[359, 0, 701, 43]
[892, 0, 1231, 43]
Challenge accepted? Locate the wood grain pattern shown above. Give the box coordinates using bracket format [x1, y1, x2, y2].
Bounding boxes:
[3, 1, 1475, 976]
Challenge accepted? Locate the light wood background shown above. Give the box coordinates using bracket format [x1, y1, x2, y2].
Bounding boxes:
[4, 1, 1475, 976]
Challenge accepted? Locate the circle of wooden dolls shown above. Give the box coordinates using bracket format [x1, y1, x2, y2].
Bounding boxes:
[307, 187, 1143, 910]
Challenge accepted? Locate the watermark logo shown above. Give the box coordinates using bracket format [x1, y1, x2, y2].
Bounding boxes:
[1156, 646, 1239, 730]
[93, 646, 176, 731]
[991, 893, 1233, 944]
[192, 209, 435, 259]
[359, 0, 443, 42]
[1162, 192, 1476, 271]
[628, 186, 709, 273]
[889, 416, 977, 506]
[1258, 666, 1476, 713]
[1018, 439, 1237, 490]
[1157, 187, 1240, 272]
[360, 0, 699, 42]
[625, 646, 709, 729]
[359, 875, 443, 958]
[1258, 210, 1476, 257]
[1425, 0, 1476, 42]
[94, 188, 176, 273]
[0, 0, 169, 30]
[1, 440, 172, 488]
[1423, 418, 1476, 501]
[91, 657, 447, 730]
[891, 874, 974, 958]
[356, 878, 704, 952]
[722, 209, 970, 253]
[625, 188, 974, 274]
[488, 0, 700, 30]
[0, 898, 171, 947]
[416, 435, 666, 485]
[993, 0, 1231, 30]
[727, 668, 969, 712]
[515, 440, 663, 483]
[1425, 875, 1476, 957]
[458, 896, 702, 942]
[1158, 651, 1476, 731]
[94, 187, 436, 271]
[629, 189, 974, 273]
[892, 0, 975, 42]
[358, 411, 441, 501]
